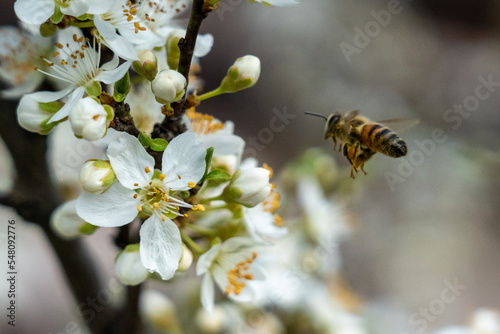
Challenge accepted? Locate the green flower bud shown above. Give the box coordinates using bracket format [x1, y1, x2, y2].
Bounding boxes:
[219, 55, 261, 93]
[133, 50, 158, 81]
[79, 159, 116, 194]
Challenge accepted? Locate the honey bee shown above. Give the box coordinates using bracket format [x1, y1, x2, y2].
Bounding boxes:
[306, 110, 417, 178]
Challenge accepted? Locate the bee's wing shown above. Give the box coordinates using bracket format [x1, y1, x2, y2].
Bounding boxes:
[343, 110, 359, 132]
[377, 118, 419, 133]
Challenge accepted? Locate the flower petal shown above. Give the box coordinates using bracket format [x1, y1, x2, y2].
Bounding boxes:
[200, 133, 245, 157]
[107, 132, 154, 189]
[139, 215, 182, 280]
[194, 33, 214, 58]
[162, 132, 206, 191]
[76, 182, 139, 227]
[48, 86, 85, 123]
[102, 34, 139, 61]
[14, 0, 54, 25]
[100, 53, 120, 71]
[245, 206, 288, 244]
[196, 243, 221, 275]
[96, 60, 132, 84]
[200, 273, 215, 313]
[86, 0, 116, 14]
[26, 86, 74, 103]
[94, 15, 118, 41]
[220, 237, 257, 253]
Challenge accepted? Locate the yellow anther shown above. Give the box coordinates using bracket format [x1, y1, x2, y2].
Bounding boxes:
[153, 203, 159, 209]
[133, 194, 138, 199]
[244, 273, 253, 280]
[274, 214, 283, 227]
[263, 163, 273, 178]
[134, 183, 139, 186]
[55, 43, 63, 49]
[188, 182, 196, 188]
[177, 175, 182, 179]
[159, 174, 165, 180]
[145, 166, 151, 173]
[161, 215, 166, 221]
[60, 59, 67, 65]
[197, 204, 206, 212]
[52, 51, 60, 57]
[130, 7, 137, 15]
[137, 205, 142, 212]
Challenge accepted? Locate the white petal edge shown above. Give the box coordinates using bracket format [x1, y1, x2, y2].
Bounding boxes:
[196, 243, 221, 275]
[194, 33, 214, 58]
[96, 60, 132, 84]
[200, 273, 215, 314]
[139, 215, 183, 280]
[107, 132, 154, 189]
[48, 86, 85, 123]
[76, 182, 139, 227]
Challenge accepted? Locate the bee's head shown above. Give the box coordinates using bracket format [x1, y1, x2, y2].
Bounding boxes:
[324, 113, 342, 139]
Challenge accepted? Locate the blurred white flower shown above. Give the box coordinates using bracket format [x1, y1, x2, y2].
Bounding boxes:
[184, 108, 245, 164]
[115, 245, 149, 285]
[139, 290, 180, 332]
[0, 26, 52, 99]
[434, 308, 500, 334]
[19, 27, 131, 124]
[50, 200, 87, 239]
[126, 82, 164, 135]
[196, 237, 267, 313]
[244, 185, 287, 244]
[76, 132, 206, 280]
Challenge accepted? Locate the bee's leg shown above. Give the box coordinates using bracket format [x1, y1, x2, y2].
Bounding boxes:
[343, 144, 358, 178]
[332, 137, 337, 150]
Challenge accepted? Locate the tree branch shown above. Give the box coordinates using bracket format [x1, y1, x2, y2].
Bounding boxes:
[154, 0, 211, 141]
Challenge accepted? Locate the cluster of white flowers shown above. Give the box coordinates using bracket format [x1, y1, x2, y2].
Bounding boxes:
[2, 0, 300, 319]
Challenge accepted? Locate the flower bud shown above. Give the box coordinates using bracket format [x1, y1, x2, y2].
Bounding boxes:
[219, 55, 260, 93]
[166, 29, 184, 70]
[133, 50, 158, 81]
[115, 244, 149, 286]
[224, 167, 271, 207]
[16, 95, 63, 134]
[79, 159, 116, 194]
[69, 97, 113, 141]
[151, 69, 186, 104]
[177, 244, 193, 272]
[50, 200, 87, 240]
[139, 290, 179, 332]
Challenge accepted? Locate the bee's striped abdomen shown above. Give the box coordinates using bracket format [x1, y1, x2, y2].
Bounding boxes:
[360, 124, 408, 158]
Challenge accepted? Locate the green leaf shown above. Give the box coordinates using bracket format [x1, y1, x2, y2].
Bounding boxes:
[138, 132, 152, 147]
[150, 138, 168, 151]
[38, 101, 64, 114]
[205, 169, 231, 183]
[201, 147, 214, 181]
[113, 71, 130, 102]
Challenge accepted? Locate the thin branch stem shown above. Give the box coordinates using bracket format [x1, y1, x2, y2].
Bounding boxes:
[180, 230, 204, 254]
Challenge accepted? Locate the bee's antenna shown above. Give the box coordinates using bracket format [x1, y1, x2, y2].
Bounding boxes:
[304, 112, 328, 121]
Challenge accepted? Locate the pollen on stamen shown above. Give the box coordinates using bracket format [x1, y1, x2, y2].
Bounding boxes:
[263, 163, 273, 178]
[55, 43, 63, 49]
[274, 214, 283, 227]
[145, 166, 151, 173]
[137, 205, 142, 212]
[197, 204, 205, 212]
[133, 194, 138, 199]
[134, 183, 139, 186]
[161, 215, 166, 221]
[188, 182, 196, 188]
[159, 174, 165, 180]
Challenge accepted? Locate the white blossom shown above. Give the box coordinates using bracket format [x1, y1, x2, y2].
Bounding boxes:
[76, 132, 206, 279]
